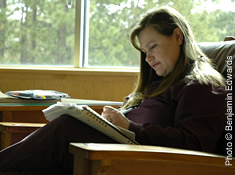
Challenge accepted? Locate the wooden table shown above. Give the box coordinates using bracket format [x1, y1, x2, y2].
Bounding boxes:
[0, 104, 50, 123]
[0, 100, 122, 123]
[0, 104, 107, 123]
[0, 100, 122, 149]
[0, 103, 52, 149]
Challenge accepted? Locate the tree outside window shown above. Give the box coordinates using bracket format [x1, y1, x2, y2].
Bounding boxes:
[0, 0, 234, 67]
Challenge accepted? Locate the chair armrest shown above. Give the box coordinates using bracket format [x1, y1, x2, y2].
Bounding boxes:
[69, 143, 234, 175]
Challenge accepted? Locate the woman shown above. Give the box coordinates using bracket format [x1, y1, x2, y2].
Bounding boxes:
[0, 6, 226, 175]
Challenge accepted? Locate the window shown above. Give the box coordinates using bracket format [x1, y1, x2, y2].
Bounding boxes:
[0, 0, 234, 68]
[85, 0, 235, 67]
[0, 0, 75, 66]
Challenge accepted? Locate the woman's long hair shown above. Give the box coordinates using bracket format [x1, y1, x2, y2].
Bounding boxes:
[121, 6, 225, 109]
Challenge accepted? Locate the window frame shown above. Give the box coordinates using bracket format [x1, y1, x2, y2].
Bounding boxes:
[74, 0, 85, 68]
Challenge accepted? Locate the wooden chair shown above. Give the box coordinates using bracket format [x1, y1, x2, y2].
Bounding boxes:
[69, 143, 234, 175]
[69, 39, 235, 175]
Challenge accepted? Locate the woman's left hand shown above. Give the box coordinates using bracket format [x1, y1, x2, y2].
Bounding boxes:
[101, 106, 130, 129]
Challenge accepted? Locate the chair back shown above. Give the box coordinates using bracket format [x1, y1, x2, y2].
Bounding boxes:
[199, 40, 235, 79]
[199, 39, 234, 155]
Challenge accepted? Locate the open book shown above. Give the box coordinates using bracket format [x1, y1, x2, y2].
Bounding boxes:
[42, 102, 138, 145]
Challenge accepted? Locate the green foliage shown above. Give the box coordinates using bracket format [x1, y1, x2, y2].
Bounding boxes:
[87, 0, 234, 67]
[0, 0, 234, 67]
[0, 0, 75, 65]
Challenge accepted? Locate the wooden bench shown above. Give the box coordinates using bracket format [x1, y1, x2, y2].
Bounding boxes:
[0, 122, 46, 150]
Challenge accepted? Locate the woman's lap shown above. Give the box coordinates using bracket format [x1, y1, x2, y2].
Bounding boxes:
[0, 115, 116, 174]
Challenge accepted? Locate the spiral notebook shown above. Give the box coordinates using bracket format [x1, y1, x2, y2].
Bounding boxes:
[42, 102, 138, 145]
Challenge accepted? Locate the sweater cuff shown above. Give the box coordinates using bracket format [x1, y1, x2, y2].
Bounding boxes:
[129, 121, 142, 136]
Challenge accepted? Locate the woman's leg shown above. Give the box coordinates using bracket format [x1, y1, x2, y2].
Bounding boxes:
[0, 115, 116, 173]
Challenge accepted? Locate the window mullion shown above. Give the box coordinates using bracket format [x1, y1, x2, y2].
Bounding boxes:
[74, 0, 86, 68]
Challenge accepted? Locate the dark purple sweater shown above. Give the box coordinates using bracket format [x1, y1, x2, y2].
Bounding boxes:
[126, 80, 227, 154]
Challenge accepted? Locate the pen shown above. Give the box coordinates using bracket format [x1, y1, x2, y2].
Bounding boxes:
[121, 105, 138, 115]
[121, 108, 133, 115]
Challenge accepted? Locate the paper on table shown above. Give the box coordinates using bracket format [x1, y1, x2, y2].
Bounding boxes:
[0, 91, 15, 99]
[0, 91, 59, 104]
[61, 98, 123, 106]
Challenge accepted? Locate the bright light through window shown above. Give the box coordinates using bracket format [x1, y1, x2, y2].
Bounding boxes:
[84, 0, 235, 67]
[0, 0, 75, 66]
[0, 0, 234, 68]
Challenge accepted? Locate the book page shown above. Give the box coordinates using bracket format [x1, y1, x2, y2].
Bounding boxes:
[83, 105, 136, 141]
[117, 126, 135, 140]
[43, 102, 138, 144]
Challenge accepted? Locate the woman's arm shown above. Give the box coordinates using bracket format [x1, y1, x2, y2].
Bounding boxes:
[128, 82, 226, 153]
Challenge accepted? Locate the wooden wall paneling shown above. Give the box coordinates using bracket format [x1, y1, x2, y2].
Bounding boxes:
[0, 68, 138, 101]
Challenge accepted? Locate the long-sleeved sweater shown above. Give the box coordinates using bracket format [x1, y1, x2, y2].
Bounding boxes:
[126, 80, 227, 154]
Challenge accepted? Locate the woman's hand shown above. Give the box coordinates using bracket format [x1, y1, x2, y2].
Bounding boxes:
[101, 106, 130, 129]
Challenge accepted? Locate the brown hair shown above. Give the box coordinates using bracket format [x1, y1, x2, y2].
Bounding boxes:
[121, 6, 225, 109]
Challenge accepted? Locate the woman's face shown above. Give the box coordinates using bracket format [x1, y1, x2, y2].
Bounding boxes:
[138, 26, 183, 77]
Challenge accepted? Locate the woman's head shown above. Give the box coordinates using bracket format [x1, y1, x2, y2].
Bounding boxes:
[130, 6, 192, 94]
[131, 6, 191, 51]
[122, 6, 225, 109]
